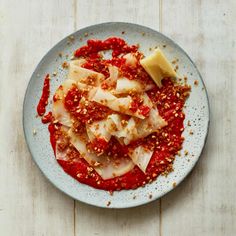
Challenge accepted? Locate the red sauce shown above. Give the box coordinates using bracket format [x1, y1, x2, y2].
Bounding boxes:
[48, 123, 60, 154]
[63, 86, 111, 123]
[87, 138, 109, 154]
[37, 74, 50, 116]
[139, 105, 150, 117]
[64, 86, 84, 112]
[42, 112, 53, 124]
[38, 37, 190, 191]
[73, 101, 111, 124]
[77, 39, 152, 88]
[74, 37, 138, 58]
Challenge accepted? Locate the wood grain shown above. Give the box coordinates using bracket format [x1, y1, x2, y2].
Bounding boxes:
[0, 0, 75, 235]
[74, 1, 161, 236]
[160, 0, 236, 235]
[74, 0, 160, 28]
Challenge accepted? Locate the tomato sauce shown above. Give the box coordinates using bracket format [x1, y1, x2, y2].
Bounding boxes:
[74, 37, 138, 58]
[42, 112, 53, 124]
[37, 74, 50, 116]
[38, 37, 190, 191]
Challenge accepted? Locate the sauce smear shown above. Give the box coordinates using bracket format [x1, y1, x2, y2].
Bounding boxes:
[42, 112, 53, 124]
[37, 74, 50, 116]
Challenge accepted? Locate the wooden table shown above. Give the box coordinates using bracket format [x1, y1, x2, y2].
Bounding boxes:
[0, 0, 235, 235]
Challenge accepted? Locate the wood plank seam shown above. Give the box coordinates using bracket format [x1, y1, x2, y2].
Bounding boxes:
[73, 0, 77, 31]
[74, 200, 76, 236]
[73, 1, 77, 235]
[159, 0, 162, 33]
[159, 199, 162, 236]
[159, 1, 162, 236]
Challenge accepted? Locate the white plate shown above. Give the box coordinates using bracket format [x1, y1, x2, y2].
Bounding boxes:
[23, 22, 210, 208]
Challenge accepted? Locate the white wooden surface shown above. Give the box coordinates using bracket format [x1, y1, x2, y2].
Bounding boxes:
[0, 0, 235, 235]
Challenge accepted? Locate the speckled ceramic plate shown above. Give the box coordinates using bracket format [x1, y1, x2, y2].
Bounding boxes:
[23, 22, 210, 208]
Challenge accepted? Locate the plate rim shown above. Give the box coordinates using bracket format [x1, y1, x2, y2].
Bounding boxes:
[23, 22, 210, 208]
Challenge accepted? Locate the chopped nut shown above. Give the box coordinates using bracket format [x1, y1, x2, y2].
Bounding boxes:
[52, 71, 57, 76]
[94, 161, 101, 167]
[87, 167, 93, 172]
[189, 130, 194, 135]
[172, 182, 176, 188]
[184, 150, 189, 156]
[194, 80, 199, 86]
[69, 35, 75, 42]
[121, 31, 125, 34]
[84, 32, 88, 37]
[172, 59, 178, 64]
[58, 52, 62, 57]
[33, 129, 37, 135]
[121, 120, 128, 126]
[106, 201, 111, 207]
[149, 194, 153, 199]
[62, 61, 69, 69]
[187, 120, 191, 126]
